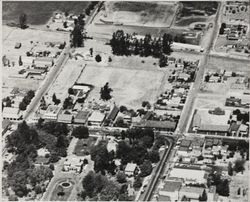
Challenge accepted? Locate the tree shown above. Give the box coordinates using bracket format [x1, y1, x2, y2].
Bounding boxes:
[159, 54, 168, 67]
[18, 56, 23, 66]
[82, 171, 95, 197]
[140, 160, 153, 177]
[56, 135, 68, 148]
[148, 150, 160, 163]
[68, 88, 74, 95]
[19, 101, 27, 111]
[100, 181, 120, 201]
[63, 96, 73, 109]
[36, 118, 44, 129]
[216, 179, 230, 196]
[89, 48, 93, 56]
[198, 155, 204, 161]
[133, 176, 142, 188]
[204, 74, 210, 82]
[95, 54, 102, 62]
[72, 126, 89, 139]
[52, 93, 60, 105]
[72, 25, 83, 47]
[199, 189, 207, 201]
[19, 13, 27, 29]
[34, 185, 43, 194]
[233, 159, 245, 173]
[29, 166, 53, 187]
[116, 172, 127, 183]
[5, 96, 12, 107]
[100, 82, 113, 101]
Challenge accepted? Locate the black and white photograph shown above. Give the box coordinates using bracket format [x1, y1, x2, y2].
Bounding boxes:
[1, 0, 250, 201]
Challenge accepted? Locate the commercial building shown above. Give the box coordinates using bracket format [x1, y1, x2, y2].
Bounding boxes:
[133, 120, 177, 132]
[158, 179, 182, 201]
[192, 108, 231, 135]
[74, 110, 90, 124]
[106, 105, 119, 123]
[169, 166, 207, 184]
[88, 111, 105, 126]
[43, 105, 61, 121]
[57, 111, 73, 123]
[2, 107, 22, 121]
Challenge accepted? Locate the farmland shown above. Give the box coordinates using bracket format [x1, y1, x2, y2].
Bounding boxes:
[2, 1, 90, 25]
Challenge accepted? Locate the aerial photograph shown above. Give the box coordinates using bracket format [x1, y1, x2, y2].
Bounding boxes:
[1, 1, 249, 201]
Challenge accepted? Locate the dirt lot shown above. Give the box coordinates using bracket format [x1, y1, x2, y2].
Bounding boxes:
[77, 65, 171, 109]
[101, 1, 177, 27]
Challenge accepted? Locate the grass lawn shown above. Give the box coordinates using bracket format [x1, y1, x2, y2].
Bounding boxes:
[74, 137, 97, 156]
[175, 17, 208, 26]
[2, 1, 90, 25]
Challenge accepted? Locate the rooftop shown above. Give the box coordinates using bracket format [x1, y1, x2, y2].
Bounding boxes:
[161, 180, 182, 192]
[44, 105, 61, 116]
[3, 107, 21, 119]
[180, 139, 192, 147]
[107, 105, 119, 121]
[88, 111, 105, 122]
[75, 111, 90, 121]
[125, 163, 137, 173]
[180, 186, 205, 195]
[134, 120, 176, 129]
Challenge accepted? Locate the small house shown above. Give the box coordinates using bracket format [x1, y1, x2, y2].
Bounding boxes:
[125, 163, 138, 177]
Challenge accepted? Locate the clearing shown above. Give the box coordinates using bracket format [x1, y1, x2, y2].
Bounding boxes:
[77, 65, 172, 109]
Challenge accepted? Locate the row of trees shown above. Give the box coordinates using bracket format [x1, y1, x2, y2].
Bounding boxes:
[19, 90, 35, 111]
[110, 30, 174, 57]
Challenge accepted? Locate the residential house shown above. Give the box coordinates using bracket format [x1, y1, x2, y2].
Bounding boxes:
[125, 163, 138, 177]
[34, 57, 54, 69]
[63, 157, 84, 173]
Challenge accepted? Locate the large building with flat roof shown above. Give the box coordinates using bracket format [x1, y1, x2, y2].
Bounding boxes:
[2, 107, 22, 121]
[192, 108, 231, 135]
[88, 111, 105, 126]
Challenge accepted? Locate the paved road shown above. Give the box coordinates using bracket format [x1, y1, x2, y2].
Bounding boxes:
[23, 45, 71, 120]
[176, 2, 222, 134]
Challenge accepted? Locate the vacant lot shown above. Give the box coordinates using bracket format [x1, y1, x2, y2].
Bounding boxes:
[102, 1, 177, 27]
[2, 1, 89, 25]
[74, 137, 97, 156]
[77, 65, 171, 109]
[45, 60, 85, 103]
[206, 57, 250, 73]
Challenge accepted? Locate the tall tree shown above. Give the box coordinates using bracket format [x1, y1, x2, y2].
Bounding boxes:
[19, 13, 27, 29]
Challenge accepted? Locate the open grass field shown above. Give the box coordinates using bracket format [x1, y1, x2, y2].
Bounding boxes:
[206, 57, 250, 73]
[103, 1, 177, 27]
[74, 137, 97, 156]
[77, 65, 171, 109]
[2, 1, 89, 25]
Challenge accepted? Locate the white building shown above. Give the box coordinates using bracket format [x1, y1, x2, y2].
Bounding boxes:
[63, 157, 84, 173]
[169, 167, 206, 184]
[125, 163, 137, 177]
[43, 105, 61, 121]
[158, 180, 182, 202]
[2, 107, 22, 121]
[88, 111, 105, 126]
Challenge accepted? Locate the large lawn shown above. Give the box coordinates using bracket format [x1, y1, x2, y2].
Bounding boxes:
[74, 137, 97, 156]
[2, 1, 90, 25]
